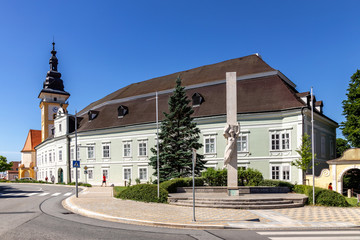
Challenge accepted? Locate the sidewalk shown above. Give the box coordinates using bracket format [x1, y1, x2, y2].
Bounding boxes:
[63, 187, 360, 229]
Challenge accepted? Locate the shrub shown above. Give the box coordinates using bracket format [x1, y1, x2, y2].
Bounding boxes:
[160, 177, 205, 193]
[238, 168, 263, 186]
[119, 184, 168, 203]
[260, 180, 294, 191]
[201, 168, 227, 186]
[294, 185, 349, 207]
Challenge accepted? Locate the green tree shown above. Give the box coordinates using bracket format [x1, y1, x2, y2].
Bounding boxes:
[0, 155, 13, 172]
[292, 134, 315, 184]
[149, 77, 206, 182]
[341, 70, 360, 147]
[336, 138, 351, 158]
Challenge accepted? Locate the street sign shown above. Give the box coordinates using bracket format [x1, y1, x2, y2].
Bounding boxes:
[73, 160, 80, 168]
[84, 166, 88, 170]
[84, 170, 88, 174]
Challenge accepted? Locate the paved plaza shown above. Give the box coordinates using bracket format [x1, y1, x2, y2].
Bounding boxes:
[63, 187, 360, 229]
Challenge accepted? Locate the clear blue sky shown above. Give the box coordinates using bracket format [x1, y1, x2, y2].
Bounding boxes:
[0, 1, 359, 162]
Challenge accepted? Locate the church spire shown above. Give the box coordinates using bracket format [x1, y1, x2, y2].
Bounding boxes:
[49, 41, 58, 71]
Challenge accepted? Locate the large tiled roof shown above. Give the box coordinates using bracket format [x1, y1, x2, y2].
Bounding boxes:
[76, 54, 312, 132]
[21, 130, 42, 152]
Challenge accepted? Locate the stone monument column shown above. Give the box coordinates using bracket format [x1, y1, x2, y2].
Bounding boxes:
[224, 72, 239, 196]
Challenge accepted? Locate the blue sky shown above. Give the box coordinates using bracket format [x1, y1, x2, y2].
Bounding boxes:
[0, 0, 359, 162]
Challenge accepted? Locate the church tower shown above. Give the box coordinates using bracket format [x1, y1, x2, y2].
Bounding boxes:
[38, 42, 70, 142]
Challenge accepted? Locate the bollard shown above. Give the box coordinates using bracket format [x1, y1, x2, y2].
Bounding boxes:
[348, 189, 352, 198]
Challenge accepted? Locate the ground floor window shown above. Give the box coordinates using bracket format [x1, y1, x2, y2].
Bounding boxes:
[102, 169, 109, 180]
[124, 168, 131, 180]
[88, 169, 93, 180]
[271, 165, 291, 181]
[139, 168, 147, 181]
[271, 166, 280, 180]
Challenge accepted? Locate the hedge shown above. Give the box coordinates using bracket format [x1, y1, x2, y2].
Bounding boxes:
[160, 177, 204, 193]
[201, 168, 263, 186]
[118, 184, 168, 203]
[294, 185, 349, 207]
[260, 180, 294, 191]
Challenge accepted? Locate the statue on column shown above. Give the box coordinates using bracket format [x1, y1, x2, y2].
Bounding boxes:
[223, 123, 240, 165]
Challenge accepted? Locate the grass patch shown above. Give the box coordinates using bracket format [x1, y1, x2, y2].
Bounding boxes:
[113, 186, 127, 197]
[345, 197, 359, 207]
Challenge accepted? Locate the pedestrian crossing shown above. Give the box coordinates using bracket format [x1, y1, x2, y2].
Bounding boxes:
[257, 230, 360, 240]
[0, 191, 74, 198]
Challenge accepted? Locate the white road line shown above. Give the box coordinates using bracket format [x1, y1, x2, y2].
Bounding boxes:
[269, 237, 360, 240]
[26, 193, 39, 196]
[258, 231, 360, 235]
[51, 193, 61, 196]
[38, 192, 49, 196]
[11, 193, 26, 196]
[64, 192, 72, 196]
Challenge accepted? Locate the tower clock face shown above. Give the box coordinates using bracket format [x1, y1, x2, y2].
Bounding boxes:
[52, 106, 59, 113]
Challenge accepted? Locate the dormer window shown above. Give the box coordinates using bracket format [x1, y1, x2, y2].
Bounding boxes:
[118, 105, 129, 118]
[88, 110, 99, 121]
[192, 93, 204, 107]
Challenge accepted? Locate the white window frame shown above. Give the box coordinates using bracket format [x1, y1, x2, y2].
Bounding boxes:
[138, 167, 148, 181]
[270, 164, 291, 181]
[49, 150, 52, 163]
[204, 134, 216, 154]
[123, 140, 132, 158]
[102, 143, 111, 159]
[70, 147, 75, 160]
[87, 144, 95, 159]
[138, 140, 147, 157]
[271, 165, 280, 180]
[45, 152, 48, 164]
[270, 130, 291, 151]
[88, 169, 94, 180]
[58, 149, 62, 162]
[123, 168, 132, 180]
[102, 169, 109, 180]
[237, 134, 249, 152]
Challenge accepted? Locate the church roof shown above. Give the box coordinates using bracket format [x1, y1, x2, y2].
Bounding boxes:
[21, 130, 42, 152]
[75, 54, 335, 132]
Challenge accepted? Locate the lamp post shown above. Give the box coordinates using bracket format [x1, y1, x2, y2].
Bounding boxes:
[311, 87, 315, 205]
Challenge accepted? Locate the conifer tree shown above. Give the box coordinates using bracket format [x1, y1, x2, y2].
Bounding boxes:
[341, 70, 360, 147]
[149, 77, 206, 182]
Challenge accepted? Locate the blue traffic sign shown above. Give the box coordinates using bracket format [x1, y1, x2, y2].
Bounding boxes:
[73, 160, 80, 168]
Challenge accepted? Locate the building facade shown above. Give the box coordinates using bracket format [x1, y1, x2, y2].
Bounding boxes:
[35, 51, 337, 185]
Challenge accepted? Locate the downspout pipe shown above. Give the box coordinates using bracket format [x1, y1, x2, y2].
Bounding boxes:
[66, 134, 71, 184]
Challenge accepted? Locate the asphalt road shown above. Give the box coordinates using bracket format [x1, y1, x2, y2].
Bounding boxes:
[1, 183, 360, 240]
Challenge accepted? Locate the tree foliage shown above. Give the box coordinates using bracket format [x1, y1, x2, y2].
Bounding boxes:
[292, 134, 314, 184]
[336, 138, 351, 158]
[149, 77, 206, 182]
[341, 70, 360, 147]
[0, 155, 13, 172]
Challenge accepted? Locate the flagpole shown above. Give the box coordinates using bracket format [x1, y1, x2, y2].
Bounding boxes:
[75, 110, 78, 198]
[156, 92, 160, 198]
[311, 87, 315, 205]
[192, 148, 196, 222]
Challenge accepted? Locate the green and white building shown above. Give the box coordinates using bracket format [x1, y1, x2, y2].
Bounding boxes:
[35, 50, 337, 185]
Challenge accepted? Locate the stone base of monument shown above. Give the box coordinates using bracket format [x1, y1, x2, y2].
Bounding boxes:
[169, 186, 307, 209]
[227, 187, 239, 196]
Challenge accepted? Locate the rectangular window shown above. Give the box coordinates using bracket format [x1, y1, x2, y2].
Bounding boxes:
[205, 136, 216, 153]
[124, 168, 131, 180]
[282, 133, 290, 150]
[70, 147, 74, 160]
[271, 134, 280, 150]
[87, 146, 95, 159]
[88, 169, 93, 179]
[102, 169, 109, 179]
[321, 136, 326, 157]
[102, 144, 110, 158]
[45, 152, 48, 163]
[282, 165, 290, 180]
[77, 146, 80, 160]
[53, 152, 55, 162]
[123, 141, 131, 157]
[138, 142, 147, 156]
[59, 150, 62, 162]
[49, 151, 52, 163]
[272, 166, 280, 180]
[237, 135, 248, 152]
[139, 168, 147, 181]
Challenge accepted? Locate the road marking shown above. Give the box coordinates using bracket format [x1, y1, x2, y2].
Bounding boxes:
[268, 237, 360, 240]
[11, 193, 26, 196]
[38, 192, 49, 196]
[51, 192, 61, 196]
[26, 193, 38, 196]
[64, 192, 72, 196]
[258, 231, 360, 235]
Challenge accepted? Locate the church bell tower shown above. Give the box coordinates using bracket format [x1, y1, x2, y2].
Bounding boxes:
[38, 42, 70, 141]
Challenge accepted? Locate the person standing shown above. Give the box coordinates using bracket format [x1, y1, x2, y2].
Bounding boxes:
[101, 174, 106, 187]
[328, 183, 333, 190]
